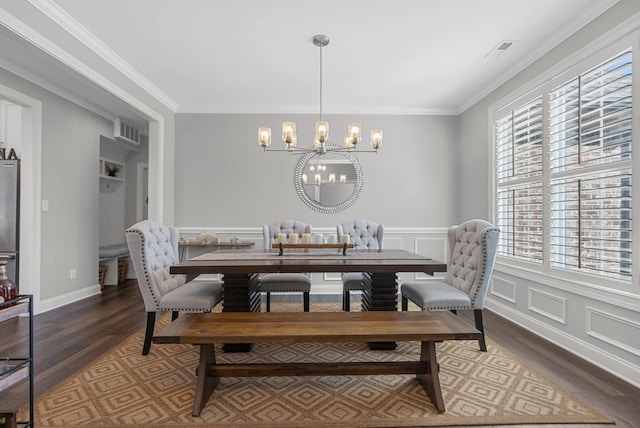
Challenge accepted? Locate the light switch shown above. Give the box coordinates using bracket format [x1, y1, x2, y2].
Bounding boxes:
[42, 200, 49, 211]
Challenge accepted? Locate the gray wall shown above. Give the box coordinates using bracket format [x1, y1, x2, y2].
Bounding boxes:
[175, 113, 459, 228]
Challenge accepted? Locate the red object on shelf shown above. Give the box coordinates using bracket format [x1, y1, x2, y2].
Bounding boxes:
[0, 261, 17, 306]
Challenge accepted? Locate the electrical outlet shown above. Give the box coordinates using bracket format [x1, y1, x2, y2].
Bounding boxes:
[70, 268, 77, 280]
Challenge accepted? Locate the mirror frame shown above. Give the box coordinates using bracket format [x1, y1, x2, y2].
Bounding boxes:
[293, 145, 364, 214]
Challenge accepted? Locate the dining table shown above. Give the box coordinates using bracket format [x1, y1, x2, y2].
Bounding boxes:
[171, 248, 447, 351]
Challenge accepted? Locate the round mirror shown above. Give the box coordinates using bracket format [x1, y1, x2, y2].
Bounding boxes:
[294, 145, 364, 213]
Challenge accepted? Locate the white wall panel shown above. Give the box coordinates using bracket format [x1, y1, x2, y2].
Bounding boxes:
[528, 288, 567, 325]
[586, 307, 640, 357]
[490, 275, 517, 304]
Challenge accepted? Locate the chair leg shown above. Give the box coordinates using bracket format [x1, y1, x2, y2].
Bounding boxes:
[171, 311, 179, 321]
[303, 291, 310, 312]
[401, 296, 408, 311]
[343, 289, 350, 312]
[142, 312, 156, 356]
[474, 309, 487, 352]
[266, 292, 271, 312]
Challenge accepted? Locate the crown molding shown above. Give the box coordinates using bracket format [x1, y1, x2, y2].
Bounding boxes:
[175, 104, 457, 116]
[27, 0, 178, 113]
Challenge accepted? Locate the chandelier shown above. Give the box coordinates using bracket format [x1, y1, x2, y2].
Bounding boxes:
[258, 34, 383, 154]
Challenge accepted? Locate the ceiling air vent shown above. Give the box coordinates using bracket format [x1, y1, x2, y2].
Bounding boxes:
[484, 40, 515, 59]
[114, 118, 141, 147]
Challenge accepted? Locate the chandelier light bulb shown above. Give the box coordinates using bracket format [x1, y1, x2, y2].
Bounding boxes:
[371, 129, 383, 150]
[302, 173, 308, 184]
[282, 122, 297, 147]
[314, 173, 322, 185]
[258, 127, 271, 147]
[329, 173, 336, 184]
[348, 123, 361, 146]
[344, 135, 354, 148]
[340, 174, 347, 183]
[315, 121, 329, 143]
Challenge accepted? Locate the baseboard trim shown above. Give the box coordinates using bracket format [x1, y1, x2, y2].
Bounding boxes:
[38, 284, 102, 314]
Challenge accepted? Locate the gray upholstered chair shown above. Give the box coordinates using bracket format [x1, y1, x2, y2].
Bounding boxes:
[401, 219, 499, 352]
[336, 219, 384, 311]
[262, 220, 312, 312]
[125, 220, 223, 355]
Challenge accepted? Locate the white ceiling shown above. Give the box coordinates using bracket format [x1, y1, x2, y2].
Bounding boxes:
[9, 0, 620, 117]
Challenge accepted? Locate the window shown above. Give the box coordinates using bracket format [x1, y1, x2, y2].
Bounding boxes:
[494, 48, 632, 280]
[495, 98, 544, 262]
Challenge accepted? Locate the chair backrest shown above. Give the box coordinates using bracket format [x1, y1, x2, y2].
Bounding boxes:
[443, 219, 499, 309]
[125, 219, 186, 312]
[263, 220, 312, 249]
[337, 219, 384, 250]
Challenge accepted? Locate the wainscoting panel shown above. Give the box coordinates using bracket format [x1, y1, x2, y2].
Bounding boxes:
[491, 275, 517, 304]
[383, 237, 404, 249]
[528, 288, 567, 325]
[586, 307, 640, 357]
[413, 236, 448, 281]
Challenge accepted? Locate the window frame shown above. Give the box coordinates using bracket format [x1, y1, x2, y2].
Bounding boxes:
[489, 32, 640, 295]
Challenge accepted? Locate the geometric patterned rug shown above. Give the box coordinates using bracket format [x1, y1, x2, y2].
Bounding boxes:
[23, 303, 612, 427]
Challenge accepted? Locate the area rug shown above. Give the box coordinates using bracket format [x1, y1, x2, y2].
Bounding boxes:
[24, 303, 611, 427]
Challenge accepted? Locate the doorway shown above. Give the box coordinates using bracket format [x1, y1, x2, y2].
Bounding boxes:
[0, 85, 43, 312]
[137, 162, 149, 222]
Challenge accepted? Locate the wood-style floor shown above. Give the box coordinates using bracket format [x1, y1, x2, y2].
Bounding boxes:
[1, 280, 639, 428]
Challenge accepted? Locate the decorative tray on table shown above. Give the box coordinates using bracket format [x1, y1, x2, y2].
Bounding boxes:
[271, 242, 355, 256]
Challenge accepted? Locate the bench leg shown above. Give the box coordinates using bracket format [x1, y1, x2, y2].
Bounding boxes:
[416, 340, 445, 412]
[192, 344, 219, 417]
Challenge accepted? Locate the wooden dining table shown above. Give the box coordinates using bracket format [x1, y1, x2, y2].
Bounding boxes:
[171, 248, 447, 351]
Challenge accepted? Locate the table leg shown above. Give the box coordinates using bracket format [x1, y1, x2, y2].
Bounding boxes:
[221, 273, 260, 352]
[192, 344, 219, 417]
[362, 271, 398, 350]
[415, 340, 445, 412]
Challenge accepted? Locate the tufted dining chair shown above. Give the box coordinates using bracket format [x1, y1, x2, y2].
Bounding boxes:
[336, 219, 384, 311]
[401, 219, 499, 351]
[262, 220, 312, 312]
[125, 220, 223, 355]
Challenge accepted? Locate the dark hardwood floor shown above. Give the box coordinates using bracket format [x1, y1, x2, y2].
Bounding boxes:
[1, 280, 639, 427]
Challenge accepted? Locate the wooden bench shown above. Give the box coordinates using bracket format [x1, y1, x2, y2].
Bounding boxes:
[153, 311, 481, 416]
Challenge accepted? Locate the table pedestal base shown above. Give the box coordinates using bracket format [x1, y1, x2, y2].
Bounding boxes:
[221, 273, 260, 352]
[362, 271, 398, 350]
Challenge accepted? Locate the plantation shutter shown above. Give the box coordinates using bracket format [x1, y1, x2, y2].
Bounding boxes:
[495, 97, 544, 261]
[548, 49, 632, 279]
